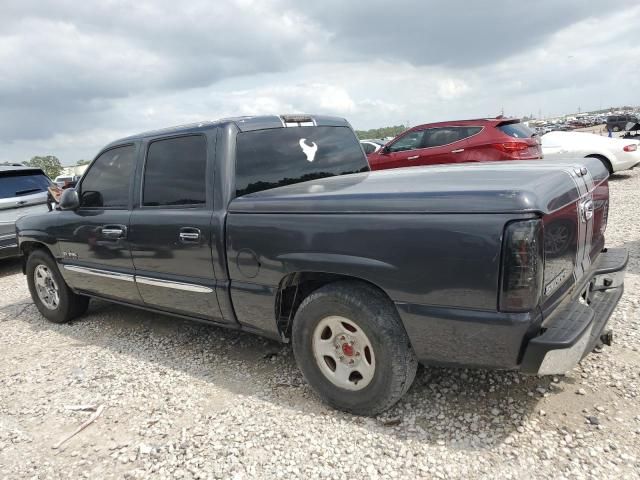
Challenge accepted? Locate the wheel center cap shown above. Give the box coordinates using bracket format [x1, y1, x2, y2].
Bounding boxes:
[341, 343, 354, 357]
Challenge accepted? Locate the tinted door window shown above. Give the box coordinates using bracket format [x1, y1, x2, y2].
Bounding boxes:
[421, 127, 482, 148]
[0, 170, 51, 199]
[79, 145, 135, 208]
[388, 131, 425, 152]
[143, 136, 207, 207]
[235, 126, 368, 197]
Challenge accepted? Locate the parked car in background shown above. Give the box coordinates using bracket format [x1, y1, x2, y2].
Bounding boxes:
[606, 114, 638, 132]
[15, 114, 627, 415]
[542, 131, 640, 174]
[368, 118, 542, 171]
[53, 175, 77, 187]
[360, 139, 385, 155]
[1, 165, 53, 259]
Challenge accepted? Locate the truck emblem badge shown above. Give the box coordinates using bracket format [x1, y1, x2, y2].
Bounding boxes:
[580, 199, 594, 223]
[299, 138, 318, 162]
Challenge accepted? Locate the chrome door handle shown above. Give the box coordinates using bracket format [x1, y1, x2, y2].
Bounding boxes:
[101, 225, 126, 239]
[407, 155, 419, 160]
[451, 149, 465, 153]
[179, 228, 201, 243]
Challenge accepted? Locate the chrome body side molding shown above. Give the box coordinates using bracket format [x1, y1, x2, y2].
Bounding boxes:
[63, 264, 213, 293]
[63, 265, 135, 282]
[135, 276, 214, 293]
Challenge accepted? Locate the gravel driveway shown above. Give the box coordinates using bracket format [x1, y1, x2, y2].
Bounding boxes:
[1, 169, 639, 479]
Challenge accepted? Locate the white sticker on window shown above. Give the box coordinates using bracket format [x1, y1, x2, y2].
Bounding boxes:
[299, 138, 318, 162]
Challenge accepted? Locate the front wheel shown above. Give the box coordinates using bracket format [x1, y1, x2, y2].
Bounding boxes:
[26, 249, 89, 323]
[292, 281, 417, 415]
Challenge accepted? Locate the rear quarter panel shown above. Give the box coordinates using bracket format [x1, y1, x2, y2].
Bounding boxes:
[225, 212, 517, 335]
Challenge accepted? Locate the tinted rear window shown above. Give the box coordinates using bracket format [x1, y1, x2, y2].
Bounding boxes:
[498, 123, 535, 138]
[235, 126, 369, 197]
[0, 171, 51, 199]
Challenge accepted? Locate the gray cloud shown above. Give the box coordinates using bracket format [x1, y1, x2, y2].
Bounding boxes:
[0, 0, 639, 163]
[297, 0, 632, 67]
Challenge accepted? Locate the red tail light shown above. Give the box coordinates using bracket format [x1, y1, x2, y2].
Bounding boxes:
[496, 142, 530, 152]
[499, 219, 544, 312]
[623, 144, 637, 152]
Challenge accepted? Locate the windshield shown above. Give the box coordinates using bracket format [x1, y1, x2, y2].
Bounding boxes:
[235, 126, 369, 197]
[0, 170, 52, 199]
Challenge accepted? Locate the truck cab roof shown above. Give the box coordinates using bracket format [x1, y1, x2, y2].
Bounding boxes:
[105, 114, 352, 148]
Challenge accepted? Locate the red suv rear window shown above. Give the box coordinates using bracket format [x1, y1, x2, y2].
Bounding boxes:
[498, 123, 535, 139]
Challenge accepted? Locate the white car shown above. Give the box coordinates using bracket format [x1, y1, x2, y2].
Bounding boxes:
[360, 139, 385, 155]
[542, 131, 640, 174]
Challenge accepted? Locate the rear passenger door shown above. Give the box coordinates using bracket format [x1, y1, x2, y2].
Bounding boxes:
[416, 127, 481, 166]
[128, 133, 225, 323]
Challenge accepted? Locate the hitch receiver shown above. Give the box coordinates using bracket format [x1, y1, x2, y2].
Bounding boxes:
[600, 330, 613, 347]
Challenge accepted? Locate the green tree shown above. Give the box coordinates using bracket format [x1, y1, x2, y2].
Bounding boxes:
[24, 155, 63, 179]
[76, 159, 91, 166]
[355, 125, 408, 140]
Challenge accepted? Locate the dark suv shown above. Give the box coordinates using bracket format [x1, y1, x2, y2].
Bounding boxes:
[606, 114, 638, 132]
[368, 118, 541, 170]
[1, 165, 52, 259]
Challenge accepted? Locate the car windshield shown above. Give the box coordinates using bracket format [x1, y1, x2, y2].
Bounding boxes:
[0, 170, 52, 199]
[235, 126, 369, 197]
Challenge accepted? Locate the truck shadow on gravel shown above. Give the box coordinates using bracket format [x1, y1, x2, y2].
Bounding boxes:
[0, 257, 22, 278]
[5, 298, 560, 450]
[608, 173, 633, 182]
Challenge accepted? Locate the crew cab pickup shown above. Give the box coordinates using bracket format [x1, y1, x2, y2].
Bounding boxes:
[16, 115, 627, 415]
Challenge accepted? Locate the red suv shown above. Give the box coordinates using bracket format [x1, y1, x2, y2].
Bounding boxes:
[367, 118, 542, 170]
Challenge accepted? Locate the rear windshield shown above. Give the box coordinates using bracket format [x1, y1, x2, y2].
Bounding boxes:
[235, 126, 369, 197]
[498, 122, 535, 139]
[0, 170, 51, 199]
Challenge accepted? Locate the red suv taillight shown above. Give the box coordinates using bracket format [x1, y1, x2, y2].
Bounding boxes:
[623, 144, 637, 152]
[498, 141, 530, 152]
[499, 219, 544, 312]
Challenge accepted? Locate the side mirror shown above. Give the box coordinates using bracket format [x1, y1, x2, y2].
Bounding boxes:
[381, 145, 390, 154]
[59, 188, 80, 210]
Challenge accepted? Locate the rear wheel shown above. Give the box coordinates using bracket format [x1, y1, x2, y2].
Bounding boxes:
[612, 126, 620, 132]
[292, 281, 417, 415]
[26, 250, 89, 323]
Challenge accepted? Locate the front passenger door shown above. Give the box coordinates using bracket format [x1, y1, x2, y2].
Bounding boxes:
[56, 144, 141, 303]
[378, 130, 426, 169]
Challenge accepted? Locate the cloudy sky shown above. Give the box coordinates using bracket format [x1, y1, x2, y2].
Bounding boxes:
[1, 0, 640, 165]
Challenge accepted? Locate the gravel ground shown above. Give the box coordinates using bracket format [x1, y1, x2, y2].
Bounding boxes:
[1, 169, 639, 479]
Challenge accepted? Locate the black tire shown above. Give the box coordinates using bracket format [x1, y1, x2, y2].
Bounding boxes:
[26, 249, 89, 323]
[292, 280, 417, 415]
[585, 154, 613, 175]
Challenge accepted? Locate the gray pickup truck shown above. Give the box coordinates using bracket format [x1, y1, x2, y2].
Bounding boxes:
[16, 115, 627, 415]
